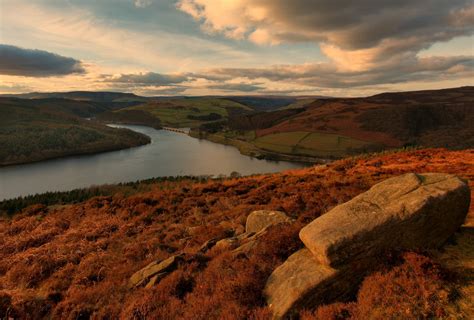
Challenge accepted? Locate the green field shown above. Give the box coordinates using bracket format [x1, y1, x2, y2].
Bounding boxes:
[110, 98, 251, 128]
[254, 132, 310, 154]
[254, 131, 373, 157]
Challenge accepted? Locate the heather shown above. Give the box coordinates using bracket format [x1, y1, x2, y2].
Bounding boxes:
[0, 148, 472, 319]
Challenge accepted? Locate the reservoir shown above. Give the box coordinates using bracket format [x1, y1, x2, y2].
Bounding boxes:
[0, 125, 304, 200]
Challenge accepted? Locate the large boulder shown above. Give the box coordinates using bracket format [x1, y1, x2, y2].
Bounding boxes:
[246, 210, 292, 234]
[264, 249, 367, 319]
[265, 173, 470, 319]
[129, 254, 184, 288]
[299, 173, 470, 267]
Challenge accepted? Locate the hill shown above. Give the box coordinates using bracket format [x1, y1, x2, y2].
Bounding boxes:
[0, 148, 472, 319]
[98, 97, 253, 128]
[0, 97, 150, 166]
[0, 91, 147, 103]
[192, 87, 474, 160]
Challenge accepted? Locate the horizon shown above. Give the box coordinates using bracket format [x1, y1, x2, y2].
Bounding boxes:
[2, 85, 473, 99]
[0, 0, 473, 97]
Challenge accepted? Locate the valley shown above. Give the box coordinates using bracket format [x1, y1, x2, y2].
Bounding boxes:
[2, 87, 471, 167]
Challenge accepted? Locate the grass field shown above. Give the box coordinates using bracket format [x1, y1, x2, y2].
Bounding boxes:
[112, 98, 251, 128]
[254, 131, 373, 157]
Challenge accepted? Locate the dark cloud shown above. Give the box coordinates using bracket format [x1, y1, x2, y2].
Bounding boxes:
[204, 55, 474, 88]
[0, 44, 85, 77]
[104, 72, 189, 85]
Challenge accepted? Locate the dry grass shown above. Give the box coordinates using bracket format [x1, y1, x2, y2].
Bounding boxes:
[0, 148, 472, 319]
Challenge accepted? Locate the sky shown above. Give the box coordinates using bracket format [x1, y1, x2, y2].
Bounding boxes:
[0, 0, 473, 96]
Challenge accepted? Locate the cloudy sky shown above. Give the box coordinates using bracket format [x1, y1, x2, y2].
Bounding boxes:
[0, 0, 473, 96]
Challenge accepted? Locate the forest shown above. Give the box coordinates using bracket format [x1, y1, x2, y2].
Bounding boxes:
[0, 98, 150, 166]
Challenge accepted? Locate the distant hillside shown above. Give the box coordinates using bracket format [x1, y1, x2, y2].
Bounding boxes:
[0, 98, 150, 166]
[0, 148, 472, 319]
[1, 91, 147, 102]
[99, 97, 253, 128]
[224, 96, 298, 112]
[193, 87, 474, 160]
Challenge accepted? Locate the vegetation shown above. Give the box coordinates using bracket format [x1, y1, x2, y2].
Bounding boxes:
[0, 148, 472, 319]
[0, 98, 150, 166]
[193, 87, 474, 160]
[0, 176, 211, 216]
[96, 109, 162, 129]
[225, 96, 298, 112]
[101, 97, 252, 128]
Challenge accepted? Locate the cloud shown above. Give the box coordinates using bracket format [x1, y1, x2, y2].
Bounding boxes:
[134, 0, 152, 8]
[103, 72, 189, 85]
[177, 0, 474, 71]
[0, 44, 85, 77]
[203, 55, 474, 88]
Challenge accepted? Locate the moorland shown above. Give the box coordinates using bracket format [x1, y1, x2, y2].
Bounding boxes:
[0, 148, 472, 319]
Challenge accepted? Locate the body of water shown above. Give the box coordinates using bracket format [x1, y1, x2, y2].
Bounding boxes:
[0, 125, 304, 200]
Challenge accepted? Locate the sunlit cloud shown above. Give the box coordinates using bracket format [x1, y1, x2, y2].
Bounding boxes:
[134, 0, 153, 8]
[0, 0, 472, 96]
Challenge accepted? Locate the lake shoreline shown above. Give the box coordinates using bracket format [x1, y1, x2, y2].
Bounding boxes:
[0, 122, 151, 167]
[0, 124, 304, 201]
[189, 129, 332, 165]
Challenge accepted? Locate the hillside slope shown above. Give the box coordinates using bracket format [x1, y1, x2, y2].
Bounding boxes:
[0, 148, 472, 319]
[0, 98, 150, 166]
[195, 87, 474, 160]
[99, 97, 252, 128]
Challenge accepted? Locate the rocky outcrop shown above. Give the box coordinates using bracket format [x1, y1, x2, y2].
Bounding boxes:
[246, 210, 293, 234]
[202, 210, 293, 253]
[265, 173, 470, 319]
[300, 173, 470, 267]
[129, 254, 184, 288]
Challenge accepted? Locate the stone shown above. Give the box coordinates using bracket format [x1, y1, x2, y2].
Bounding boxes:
[264, 249, 363, 319]
[214, 237, 240, 251]
[129, 254, 184, 288]
[300, 173, 470, 267]
[198, 238, 218, 253]
[144, 272, 168, 289]
[246, 210, 292, 234]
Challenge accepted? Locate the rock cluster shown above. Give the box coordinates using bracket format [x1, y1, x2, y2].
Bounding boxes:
[129, 254, 185, 289]
[129, 210, 293, 289]
[200, 210, 293, 254]
[265, 173, 470, 319]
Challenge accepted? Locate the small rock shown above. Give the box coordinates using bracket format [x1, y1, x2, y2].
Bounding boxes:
[129, 254, 184, 288]
[246, 210, 292, 234]
[214, 237, 240, 251]
[199, 238, 218, 253]
[144, 272, 168, 289]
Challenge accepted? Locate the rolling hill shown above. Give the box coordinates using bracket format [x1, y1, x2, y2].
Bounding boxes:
[98, 97, 253, 128]
[0, 91, 148, 103]
[193, 87, 474, 160]
[0, 97, 150, 166]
